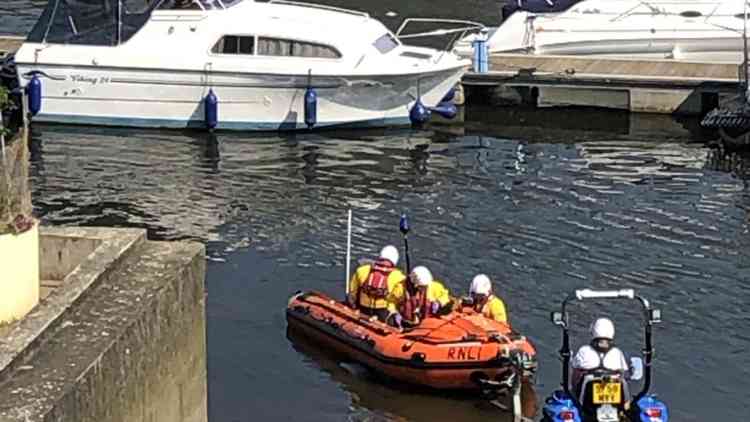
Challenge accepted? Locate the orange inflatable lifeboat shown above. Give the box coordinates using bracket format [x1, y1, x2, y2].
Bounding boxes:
[286, 290, 538, 391]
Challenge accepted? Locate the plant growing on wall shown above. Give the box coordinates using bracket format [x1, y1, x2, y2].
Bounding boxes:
[0, 86, 8, 136]
[0, 85, 33, 236]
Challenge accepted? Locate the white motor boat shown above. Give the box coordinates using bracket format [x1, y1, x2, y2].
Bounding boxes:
[13, 0, 481, 130]
[455, 0, 750, 63]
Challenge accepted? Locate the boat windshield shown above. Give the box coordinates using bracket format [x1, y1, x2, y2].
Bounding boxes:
[26, 0, 241, 46]
[502, 0, 582, 19]
[157, 0, 243, 10]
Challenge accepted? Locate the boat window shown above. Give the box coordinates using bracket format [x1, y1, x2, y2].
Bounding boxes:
[401, 51, 432, 60]
[211, 35, 255, 54]
[257, 37, 341, 58]
[373, 33, 398, 54]
[159, 0, 204, 9]
[679, 11, 702, 18]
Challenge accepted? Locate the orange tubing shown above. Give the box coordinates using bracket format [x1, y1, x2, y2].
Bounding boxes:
[286, 291, 537, 390]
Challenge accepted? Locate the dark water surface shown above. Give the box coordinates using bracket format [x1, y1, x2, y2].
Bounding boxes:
[27, 108, 750, 421]
[5, 2, 750, 421]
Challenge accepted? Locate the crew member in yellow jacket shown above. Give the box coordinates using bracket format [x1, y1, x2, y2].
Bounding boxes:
[391, 265, 453, 327]
[348, 245, 406, 323]
[469, 273, 508, 323]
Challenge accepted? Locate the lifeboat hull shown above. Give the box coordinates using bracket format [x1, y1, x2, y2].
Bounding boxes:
[286, 291, 537, 391]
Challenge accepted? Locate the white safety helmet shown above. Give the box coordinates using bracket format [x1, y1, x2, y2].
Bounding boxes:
[469, 274, 492, 296]
[379, 245, 399, 266]
[591, 317, 615, 340]
[411, 266, 433, 287]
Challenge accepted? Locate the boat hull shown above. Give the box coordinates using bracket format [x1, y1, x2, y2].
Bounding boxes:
[285, 291, 537, 391]
[15, 64, 465, 131]
[455, 1, 750, 64]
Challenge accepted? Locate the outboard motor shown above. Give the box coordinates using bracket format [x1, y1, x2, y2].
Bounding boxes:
[0, 54, 18, 91]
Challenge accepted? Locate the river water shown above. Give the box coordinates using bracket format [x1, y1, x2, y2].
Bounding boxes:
[4, 2, 750, 421]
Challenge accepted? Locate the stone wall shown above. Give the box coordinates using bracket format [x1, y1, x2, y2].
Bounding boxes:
[0, 227, 207, 422]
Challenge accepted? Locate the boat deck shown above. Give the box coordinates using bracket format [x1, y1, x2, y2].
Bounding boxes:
[0, 36, 23, 58]
[462, 53, 743, 115]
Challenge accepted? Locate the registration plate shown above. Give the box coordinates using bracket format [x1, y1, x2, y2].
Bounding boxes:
[592, 382, 621, 404]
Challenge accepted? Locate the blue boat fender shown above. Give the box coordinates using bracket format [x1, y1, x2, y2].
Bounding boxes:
[27, 73, 42, 116]
[204, 89, 218, 130]
[409, 98, 431, 126]
[304, 86, 317, 129]
[430, 101, 458, 120]
[441, 87, 456, 104]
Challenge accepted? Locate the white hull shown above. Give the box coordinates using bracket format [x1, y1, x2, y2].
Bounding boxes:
[15, 0, 471, 131]
[455, 0, 750, 64]
[16, 64, 464, 130]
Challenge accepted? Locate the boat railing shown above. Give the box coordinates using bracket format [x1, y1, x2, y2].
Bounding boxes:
[395, 18, 486, 52]
[267, 0, 370, 18]
[610, 1, 667, 22]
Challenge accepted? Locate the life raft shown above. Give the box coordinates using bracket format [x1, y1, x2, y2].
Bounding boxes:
[286, 290, 538, 391]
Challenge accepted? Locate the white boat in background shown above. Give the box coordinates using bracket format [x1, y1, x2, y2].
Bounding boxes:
[13, 0, 482, 131]
[455, 0, 750, 63]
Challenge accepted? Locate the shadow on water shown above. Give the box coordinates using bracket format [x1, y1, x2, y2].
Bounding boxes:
[463, 105, 712, 144]
[285, 324, 539, 422]
[23, 106, 750, 422]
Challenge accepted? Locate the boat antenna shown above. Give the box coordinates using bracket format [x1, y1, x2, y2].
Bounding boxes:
[345, 209, 353, 295]
[399, 213, 411, 274]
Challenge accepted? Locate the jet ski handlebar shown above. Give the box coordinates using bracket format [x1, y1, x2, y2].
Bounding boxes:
[574, 288, 634, 300]
[558, 289, 658, 323]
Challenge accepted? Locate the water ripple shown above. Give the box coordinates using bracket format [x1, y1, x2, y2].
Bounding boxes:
[21, 98, 750, 422]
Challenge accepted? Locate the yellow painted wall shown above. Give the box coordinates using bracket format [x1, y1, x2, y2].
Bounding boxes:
[0, 223, 39, 324]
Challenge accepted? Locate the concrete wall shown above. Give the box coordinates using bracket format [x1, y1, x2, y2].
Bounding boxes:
[536, 86, 630, 110]
[0, 224, 39, 324]
[0, 227, 207, 422]
[38, 235, 101, 281]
